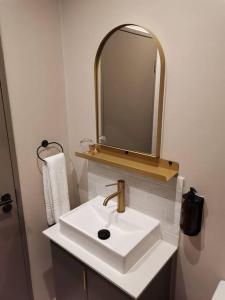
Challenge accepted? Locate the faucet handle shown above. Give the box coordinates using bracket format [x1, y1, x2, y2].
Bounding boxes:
[105, 182, 117, 187]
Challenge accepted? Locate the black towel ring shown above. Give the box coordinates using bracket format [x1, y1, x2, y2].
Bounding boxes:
[37, 140, 64, 162]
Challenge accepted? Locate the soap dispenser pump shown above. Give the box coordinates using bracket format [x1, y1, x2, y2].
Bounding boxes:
[180, 187, 204, 236]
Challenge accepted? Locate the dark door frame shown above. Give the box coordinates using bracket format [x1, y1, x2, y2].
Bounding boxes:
[0, 36, 34, 300]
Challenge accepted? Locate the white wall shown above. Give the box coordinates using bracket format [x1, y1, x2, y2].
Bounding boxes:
[0, 1, 69, 299]
[60, 1, 225, 300]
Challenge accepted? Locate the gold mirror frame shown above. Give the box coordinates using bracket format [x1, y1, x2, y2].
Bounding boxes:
[94, 24, 165, 159]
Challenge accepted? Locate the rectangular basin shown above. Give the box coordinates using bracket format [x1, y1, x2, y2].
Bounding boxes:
[59, 196, 160, 273]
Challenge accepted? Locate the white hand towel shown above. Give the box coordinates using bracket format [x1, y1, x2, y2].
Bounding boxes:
[42, 153, 70, 225]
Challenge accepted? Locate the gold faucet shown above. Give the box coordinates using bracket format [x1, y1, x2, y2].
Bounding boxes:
[103, 180, 125, 213]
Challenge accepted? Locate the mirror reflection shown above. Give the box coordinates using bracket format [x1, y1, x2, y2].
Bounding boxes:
[96, 25, 164, 156]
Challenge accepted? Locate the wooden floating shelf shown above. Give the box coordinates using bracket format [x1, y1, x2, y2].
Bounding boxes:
[75, 146, 179, 182]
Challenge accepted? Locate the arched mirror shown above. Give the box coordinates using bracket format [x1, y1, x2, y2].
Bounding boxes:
[95, 24, 165, 158]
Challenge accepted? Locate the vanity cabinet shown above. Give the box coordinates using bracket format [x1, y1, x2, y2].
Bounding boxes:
[51, 242, 174, 300]
[51, 241, 87, 300]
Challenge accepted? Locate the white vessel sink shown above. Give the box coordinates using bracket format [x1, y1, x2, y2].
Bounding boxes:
[59, 196, 160, 273]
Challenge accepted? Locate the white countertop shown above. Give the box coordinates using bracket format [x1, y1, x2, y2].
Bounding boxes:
[43, 224, 177, 299]
[212, 281, 225, 300]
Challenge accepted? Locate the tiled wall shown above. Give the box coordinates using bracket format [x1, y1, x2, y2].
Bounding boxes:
[87, 161, 184, 246]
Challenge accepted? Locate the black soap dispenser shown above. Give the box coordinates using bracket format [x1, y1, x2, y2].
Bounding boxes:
[180, 187, 204, 236]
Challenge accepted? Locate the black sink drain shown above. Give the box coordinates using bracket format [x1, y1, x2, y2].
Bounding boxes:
[98, 229, 110, 240]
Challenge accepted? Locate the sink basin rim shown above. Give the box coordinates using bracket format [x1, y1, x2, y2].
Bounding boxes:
[59, 197, 160, 257]
[59, 196, 161, 273]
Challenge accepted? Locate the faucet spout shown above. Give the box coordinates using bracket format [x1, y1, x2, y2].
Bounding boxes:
[103, 191, 120, 206]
